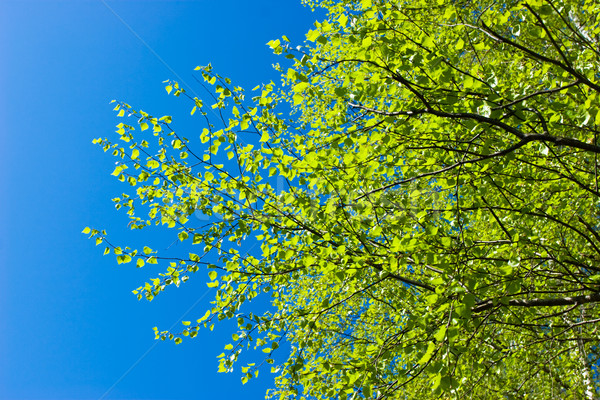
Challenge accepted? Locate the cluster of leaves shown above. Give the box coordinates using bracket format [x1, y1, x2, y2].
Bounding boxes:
[86, 0, 600, 398]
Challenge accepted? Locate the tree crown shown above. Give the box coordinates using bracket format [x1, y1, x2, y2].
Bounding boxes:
[85, 0, 600, 398]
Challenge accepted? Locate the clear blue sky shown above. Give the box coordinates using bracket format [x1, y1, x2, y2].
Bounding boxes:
[0, 1, 324, 399]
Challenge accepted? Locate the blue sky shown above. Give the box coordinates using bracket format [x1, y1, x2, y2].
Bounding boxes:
[0, 1, 324, 399]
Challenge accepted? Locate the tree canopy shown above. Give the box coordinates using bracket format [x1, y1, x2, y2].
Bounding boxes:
[85, 0, 600, 398]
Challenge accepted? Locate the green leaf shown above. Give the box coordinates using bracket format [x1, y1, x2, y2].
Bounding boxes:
[197, 310, 211, 323]
[178, 231, 189, 241]
[293, 82, 309, 93]
[418, 342, 436, 365]
[306, 29, 320, 42]
[433, 326, 446, 342]
[267, 39, 281, 50]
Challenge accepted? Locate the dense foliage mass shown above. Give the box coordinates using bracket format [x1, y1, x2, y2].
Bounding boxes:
[85, 0, 600, 397]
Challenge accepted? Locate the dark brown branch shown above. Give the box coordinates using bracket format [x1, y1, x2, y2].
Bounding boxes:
[365, 260, 435, 292]
[492, 81, 580, 111]
[523, 3, 571, 67]
[348, 102, 600, 154]
[353, 140, 529, 201]
[473, 292, 600, 313]
[481, 196, 513, 241]
[348, 102, 526, 139]
[480, 21, 600, 93]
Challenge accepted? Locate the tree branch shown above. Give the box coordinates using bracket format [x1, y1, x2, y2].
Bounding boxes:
[348, 102, 600, 154]
[480, 21, 600, 93]
[473, 292, 600, 313]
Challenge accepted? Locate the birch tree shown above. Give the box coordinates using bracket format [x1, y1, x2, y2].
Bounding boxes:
[86, 0, 600, 397]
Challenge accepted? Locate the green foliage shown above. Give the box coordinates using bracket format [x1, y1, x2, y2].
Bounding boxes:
[87, 0, 600, 398]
